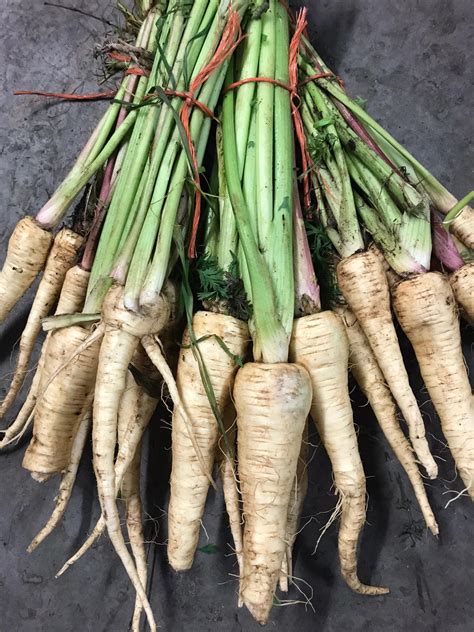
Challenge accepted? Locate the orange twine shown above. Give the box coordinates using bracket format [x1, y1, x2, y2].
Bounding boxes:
[107, 51, 149, 76]
[13, 89, 116, 101]
[224, 9, 313, 214]
[13, 51, 150, 102]
[289, 8, 311, 212]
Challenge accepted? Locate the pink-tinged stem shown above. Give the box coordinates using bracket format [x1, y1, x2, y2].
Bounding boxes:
[431, 209, 464, 272]
[80, 159, 116, 271]
[80, 75, 139, 271]
[333, 100, 401, 174]
[117, 73, 140, 126]
[293, 178, 321, 315]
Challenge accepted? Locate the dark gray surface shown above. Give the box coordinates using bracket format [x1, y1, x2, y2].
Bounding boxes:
[0, 1, 473, 631]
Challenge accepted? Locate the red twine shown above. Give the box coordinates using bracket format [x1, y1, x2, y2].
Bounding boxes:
[186, 9, 244, 259]
[107, 52, 149, 76]
[224, 76, 292, 93]
[13, 89, 116, 101]
[289, 8, 312, 213]
[224, 9, 313, 214]
[13, 53, 150, 102]
[144, 90, 216, 120]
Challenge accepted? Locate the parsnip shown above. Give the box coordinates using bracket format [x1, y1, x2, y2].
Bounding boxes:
[22, 324, 101, 480]
[117, 373, 148, 632]
[234, 362, 312, 625]
[279, 422, 309, 592]
[0, 217, 53, 324]
[216, 405, 244, 606]
[340, 307, 438, 533]
[167, 311, 248, 571]
[392, 273, 474, 499]
[0, 229, 84, 416]
[28, 403, 92, 551]
[337, 250, 437, 479]
[451, 262, 474, 325]
[0, 265, 90, 448]
[291, 311, 389, 596]
[92, 284, 169, 632]
[56, 363, 157, 576]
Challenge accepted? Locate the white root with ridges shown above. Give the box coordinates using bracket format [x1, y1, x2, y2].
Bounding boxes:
[234, 362, 312, 625]
[216, 405, 244, 606]
[166, 311, 249, 572]
[0, 228, 84, 416]
[28, 402, 92, 552]
[392, 272, 474, 499]
[91, 284, 169, 632]
[22, 324, 101, 480]
[56, 363, 157, 577]
[290, 311, 389, 596]
[117, 372, 150, 632]
[339, 307, 438, 534]
[450, 262, 474, 325]
[279, 421, 309, 592]
[0, 264, 90, 448]
[0, 217, 53, 324]
[337, 250, 437, 479]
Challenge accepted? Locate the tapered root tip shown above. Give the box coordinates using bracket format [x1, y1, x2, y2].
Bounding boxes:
[344, 574, 390, 596]
[429, 522, 439, 537]
[30, 471, 52, 483]
[425, 463, 438, 480]
[168, 559, 193, 572]
[55, 563, 70, 578]
[244, 600, 272, 626]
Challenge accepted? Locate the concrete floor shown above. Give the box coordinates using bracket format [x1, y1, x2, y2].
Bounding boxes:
[0, 1, 473, 630]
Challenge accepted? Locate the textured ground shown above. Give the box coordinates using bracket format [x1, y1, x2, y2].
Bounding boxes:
[0, 1, 473, 631]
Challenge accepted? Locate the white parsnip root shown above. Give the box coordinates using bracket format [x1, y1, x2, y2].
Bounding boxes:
[166, 311, 248, 572]
[291, 311, 389, 596]
[28, 403, 92, 552]
[117, 371, 151, 632]
[234, 362, 312, 625]
[450, 207, 474, 250]
[0, 228, 84, 416]
[279, 422, 309, 593]
[392, 273, 474, 499]
[0, 264, 90, 448]
[92, 284, 169, 632]
[0, 217, 53, 324]
[22, 324, 101, 480]
[450, 262, 474, 325]
[339, 307, 438, 534]
[337, 250, 437, 479]
[216, 405, 244, 606]
[57, 360, 157, 576]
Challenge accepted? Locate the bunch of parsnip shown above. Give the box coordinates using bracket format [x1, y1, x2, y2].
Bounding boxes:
[1, 1, 472, 629]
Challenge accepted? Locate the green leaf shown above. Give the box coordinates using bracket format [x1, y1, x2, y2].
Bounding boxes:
[313, 116, 334, 129]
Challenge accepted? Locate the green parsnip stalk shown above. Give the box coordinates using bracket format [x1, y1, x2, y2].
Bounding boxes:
[121, 0, 224, 309]
[140, 61, 230, 308]
[216, 13, 262, 272]
[87, 5, 183, 302]
[255, 4, 276, 252]
[114, 0, 218, 270]
[123, 1, 250, 311]
[35, 8, 159, 228]
[270, 1, 294, 339]
[303, 78, 364, 257]
[222, 63, 287, 364]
